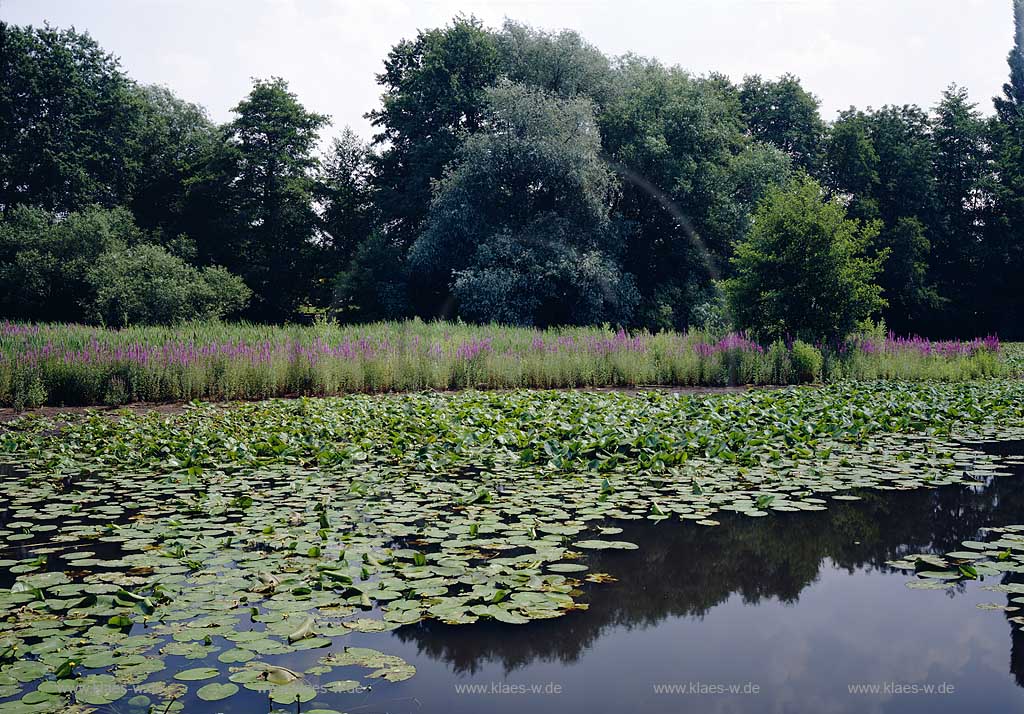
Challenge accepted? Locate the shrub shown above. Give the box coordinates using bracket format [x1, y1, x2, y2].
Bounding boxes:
[723, 175, 887, 342]
[790, 341, 823, 383]
[0, 205, 142, 322]
[84, 244, 250, 327]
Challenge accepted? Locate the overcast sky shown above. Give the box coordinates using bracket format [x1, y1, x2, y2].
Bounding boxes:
[1, 0, 1016, 142]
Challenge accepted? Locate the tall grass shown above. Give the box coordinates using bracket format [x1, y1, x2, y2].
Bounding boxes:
[0, 319, 1007, 408]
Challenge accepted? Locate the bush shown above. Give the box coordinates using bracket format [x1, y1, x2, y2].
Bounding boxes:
[790, 341, 823, 383]
[0, 205, 142, 322]
[85, 244, 251, 327]
[723, 175, 887, 342]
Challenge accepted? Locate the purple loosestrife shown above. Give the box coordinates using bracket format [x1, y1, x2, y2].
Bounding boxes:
[857, 332, 1000, 358]
[693, 332, 765, 357]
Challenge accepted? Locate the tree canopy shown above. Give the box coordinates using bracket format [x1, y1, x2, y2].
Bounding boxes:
[723, 176, 886, 342]
[2, 6, 1024, 339]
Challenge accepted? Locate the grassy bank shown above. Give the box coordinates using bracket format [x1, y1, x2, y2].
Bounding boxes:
[0, 319, 1006, 408]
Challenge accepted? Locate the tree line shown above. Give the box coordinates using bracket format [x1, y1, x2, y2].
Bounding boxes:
[1, 4, 1023, 339]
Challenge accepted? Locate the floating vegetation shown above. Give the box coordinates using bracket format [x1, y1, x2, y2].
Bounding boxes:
[0, 382, 1023, 710]
[893, 525, 1024, 612]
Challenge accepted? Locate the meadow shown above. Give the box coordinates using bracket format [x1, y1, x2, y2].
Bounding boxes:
[0, 319, 1007, 408]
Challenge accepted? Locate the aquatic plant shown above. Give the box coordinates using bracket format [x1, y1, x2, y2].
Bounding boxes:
[0, 320, 1008, 408]
[0, 382, 1023, 709]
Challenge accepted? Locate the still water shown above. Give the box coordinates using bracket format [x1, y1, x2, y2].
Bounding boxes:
[238, 441, 1024, 714]
[315, 440, 1024, 712]
[7, 444, 1024, 713]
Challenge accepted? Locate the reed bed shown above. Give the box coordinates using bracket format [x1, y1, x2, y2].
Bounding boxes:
[0, 320, 1007, 408]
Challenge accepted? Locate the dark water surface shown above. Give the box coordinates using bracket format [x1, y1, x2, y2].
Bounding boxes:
[233, 442, 1024, 714]
[8, 446, 1024, 713]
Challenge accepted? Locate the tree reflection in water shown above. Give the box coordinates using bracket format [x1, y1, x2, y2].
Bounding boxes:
[396, 441, 1024, 690]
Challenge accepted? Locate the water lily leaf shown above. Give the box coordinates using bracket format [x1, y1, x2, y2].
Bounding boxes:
[323, 679, 360, 693]
[197, 682, 239, 701]
[286, 615, 315, 642]
[269, 681, 317, 704]
[573, 540, 638, 550]
[173, 667, 219, 681]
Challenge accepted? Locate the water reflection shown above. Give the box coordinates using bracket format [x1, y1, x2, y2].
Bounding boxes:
[6, 445, 1024, 713]
[372, 442, 1024, 713]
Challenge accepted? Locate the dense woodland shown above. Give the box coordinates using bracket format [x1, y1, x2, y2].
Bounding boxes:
[1, 3, 1023, 339]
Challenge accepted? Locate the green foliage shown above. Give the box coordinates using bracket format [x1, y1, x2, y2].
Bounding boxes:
[824, 106, 943, 333]
[368, 16, 501, 247]
[496, 20, 613, 104]
[411, 81, 635, 325]
[0, 205, 142, 322]
[883, 217, 943, 323]
[0, 205, 249, 328]
[3, 12, 1024, 336]
[316, 128, 374, 298]
[929, 86, 989, 331]
[128, 84, 217, 238]
[206, 78, 328, 322]
[988, 1, 1024, 336]
[8, 380, 1024, 476]
[2, 378, 1024, 707]
[8, 368, 46, 411]
[600, 59, 792, 330]
[766, 340, 790, 384]
[332, 233, 408, 322]
[0, 23, 142, 212]
[994, 0, 1024, 125]
[790, 341, 823, 383]
[0, 320, 1008, 407]
[84, 244, 250, 327]
[724, 176, 887, 342]
[739, 73, 825, 173]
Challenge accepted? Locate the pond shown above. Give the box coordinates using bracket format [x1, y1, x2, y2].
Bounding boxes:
[1, 442, 1024, 713]
[250, 440, 1024, 714]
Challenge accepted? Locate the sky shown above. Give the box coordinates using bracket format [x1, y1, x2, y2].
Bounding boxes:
[1, 0, 1017, 143]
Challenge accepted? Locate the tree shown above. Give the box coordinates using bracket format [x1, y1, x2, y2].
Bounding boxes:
[599, 59, 790, 330]
[316, 128, 374, 292]
[988, 0, 1024, 336]
[197, 78, 328, 322]
[723, 176, 886, 342]
[332, 232, 408, 322]
[929, 85, 990, 334]
[84, 244, 250, 327]
[995, 0, 1024, 126]
[882, 217, 941, 328]
[496, 21, 614, 106]
[826, 106, 941, 332]
[0, 23, 142, 213]
[0, 205, 141, 322]
[409, 81, 636, 326]
[128, 84, 218, 242]
[739, 74, 825, 174]
[367, 17, 500, 248]
[824, 109, 879, 207]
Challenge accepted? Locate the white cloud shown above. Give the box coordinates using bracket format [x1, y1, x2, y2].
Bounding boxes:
[2, 0, 1015, 138]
